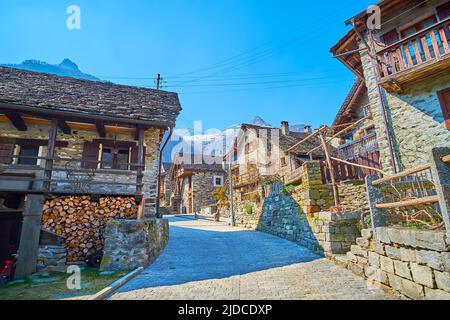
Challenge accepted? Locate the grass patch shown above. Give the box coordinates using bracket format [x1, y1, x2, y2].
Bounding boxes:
[0, 267, 130, 300]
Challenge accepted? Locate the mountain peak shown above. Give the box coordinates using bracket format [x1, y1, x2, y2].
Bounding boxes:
[251, 116, 273, 127]
[0, 59, 99, 81]
[59, 58, 79, 70]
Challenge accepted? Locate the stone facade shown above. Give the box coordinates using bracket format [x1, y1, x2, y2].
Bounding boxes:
[100, 218, 169, 271]
[259, 188, 361, 255]
[36, 245, 67, 271]
[192, 171, 224, 212]
[356, 1, 450, 174]
[342, 226, 450, 300]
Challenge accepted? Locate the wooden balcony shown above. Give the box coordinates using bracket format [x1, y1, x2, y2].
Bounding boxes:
[0, 155, 144, 201]
[338, 132, 379, 161]
[285, 166, 304, 185]
[232, 167, 260, 189]
[377, 18, 450, 93]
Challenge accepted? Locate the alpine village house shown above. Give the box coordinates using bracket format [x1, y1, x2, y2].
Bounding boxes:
[0, 66, 181, 278]
[331, 0, 450, 174]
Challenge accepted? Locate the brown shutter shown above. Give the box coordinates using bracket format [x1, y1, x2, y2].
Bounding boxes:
[0, 143, 14, 164]
[130, 146, 146, 170]
[381, 29, 400, 46]
[437, 2, 450, 20]
[82, 141, 99, 169]
[438, 88, 450, 130]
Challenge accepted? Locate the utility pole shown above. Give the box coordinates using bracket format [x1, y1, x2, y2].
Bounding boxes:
[228, 154, 235, 227]
[155, 74, 162, 90]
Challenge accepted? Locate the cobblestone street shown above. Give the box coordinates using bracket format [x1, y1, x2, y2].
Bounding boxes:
[110, 216, 397, 300]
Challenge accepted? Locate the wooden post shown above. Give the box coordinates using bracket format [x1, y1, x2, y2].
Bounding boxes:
[136, 127, 145, 197]
[43, 119, 58, 191]
[319, 131, 339, 206]
[366, 175, 388, 238]
[15, 194, 44, 279]
[430, 147, 450, 239]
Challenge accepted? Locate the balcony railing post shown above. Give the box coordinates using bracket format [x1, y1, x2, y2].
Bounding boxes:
[430, 147, 450, 239]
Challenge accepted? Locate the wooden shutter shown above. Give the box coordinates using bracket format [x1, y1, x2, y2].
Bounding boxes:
[0, 143, 14, 164]
[81, 141, 99, 169]
[437, 2, 450, 20]
[381, 29, 400, 46]
[438, 88, 450, 130]
[130, 146, 146, 170]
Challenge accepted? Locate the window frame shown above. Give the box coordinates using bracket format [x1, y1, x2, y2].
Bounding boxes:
[213, 175, 224, 187]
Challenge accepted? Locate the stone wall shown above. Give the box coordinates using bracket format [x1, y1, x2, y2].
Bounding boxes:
[100, 218, 169, 271]
[359, 41, 450, 174]
[36, 245, 67, 271]
[259, 190, 361, 255]
[344, 226, 450, 299]
[337, 180, 369, 212]
[232, 187, 265, 229]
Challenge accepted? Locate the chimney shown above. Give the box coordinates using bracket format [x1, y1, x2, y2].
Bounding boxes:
[304, 125, 312, 134]
[280, 121, 289, 135]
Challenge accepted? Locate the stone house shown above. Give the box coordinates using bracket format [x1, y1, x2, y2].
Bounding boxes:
[331, 0, 450, 174]
[333, 79, 383, 176]
[159, 162, 173, 208]
[0, 66, 181, 277]
[169, 154, 226, 214]
[224, 121, 328, 228]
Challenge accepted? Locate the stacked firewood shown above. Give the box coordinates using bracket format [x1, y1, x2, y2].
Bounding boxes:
[42, 196, 138, 262]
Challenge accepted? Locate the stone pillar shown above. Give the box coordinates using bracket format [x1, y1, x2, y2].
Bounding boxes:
[430, 147, 450, 239]
[15, 194, 44, 279]
[366, 175, 387, 238]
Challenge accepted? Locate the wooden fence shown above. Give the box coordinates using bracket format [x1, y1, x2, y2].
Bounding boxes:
[366, 147, 450, 238]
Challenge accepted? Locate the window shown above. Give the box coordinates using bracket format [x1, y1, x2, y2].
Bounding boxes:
[100, 146, 130, 170]
[281, 157, 287, 167]
[17, 146, 39, 165]
[213, 176, 224, 187]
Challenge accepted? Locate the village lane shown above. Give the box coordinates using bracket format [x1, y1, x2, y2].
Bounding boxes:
[109, 215, 398, 300]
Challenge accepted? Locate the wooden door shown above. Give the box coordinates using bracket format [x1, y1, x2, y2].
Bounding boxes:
[438, 88, 450, 130]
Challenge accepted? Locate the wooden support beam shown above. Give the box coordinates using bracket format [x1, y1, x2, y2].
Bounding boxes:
[319, 131, 339, 206]
[43, 119, 58, 191]
[57, 119, 71, 134]
[14, 194, 44, 279]
[136, 127, 145, 198]
[5, 111, 27, 131]
[95, 120, 106, 138]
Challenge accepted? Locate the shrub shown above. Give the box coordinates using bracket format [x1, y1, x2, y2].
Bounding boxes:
[245, 204, 253, 215]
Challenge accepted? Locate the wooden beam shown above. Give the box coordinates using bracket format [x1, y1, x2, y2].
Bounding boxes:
[375, 195, 439, 209]
[320, 131, 339, 206]
[57, 119, 71, 134]
[5, 111, 27, 131]
[372, 163, 432, 186]
[442, 155, 450, 164]
[136, 127, 145, 197]
[43, 119, 58, 191]
[95, 120, 106, 138]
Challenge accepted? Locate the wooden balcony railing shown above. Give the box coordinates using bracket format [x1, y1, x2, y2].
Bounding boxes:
[377, 18, 450, 87]
[285, 166, 304, 185]
[338, 132, 378, 161]
[0, 155, 144, 199]
[232, 168, 260, 188]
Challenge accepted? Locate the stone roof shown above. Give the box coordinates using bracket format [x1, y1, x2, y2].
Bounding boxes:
[0, 66, 182, 126]
[174, 154, 225, 173]
[332, 79, 367, 127]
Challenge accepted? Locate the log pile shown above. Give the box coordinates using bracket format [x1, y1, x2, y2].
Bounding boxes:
[42, 196, 138, 262]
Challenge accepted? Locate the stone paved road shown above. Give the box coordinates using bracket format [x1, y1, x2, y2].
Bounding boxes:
[110, 216, 398, 300]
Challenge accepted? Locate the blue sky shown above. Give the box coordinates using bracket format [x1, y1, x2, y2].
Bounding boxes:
[0, 0, 374, 130]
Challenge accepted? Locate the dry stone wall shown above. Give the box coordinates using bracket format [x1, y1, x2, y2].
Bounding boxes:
[344, 226, 450, 299]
